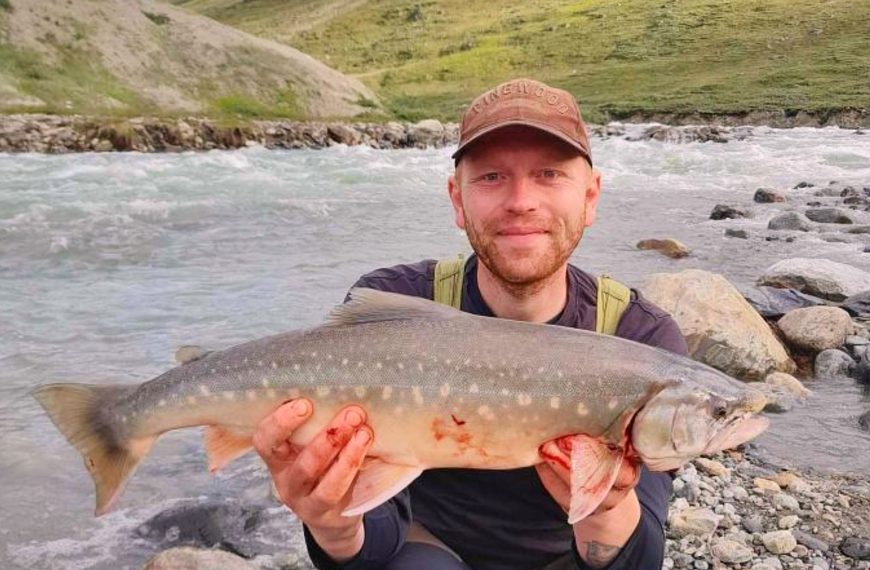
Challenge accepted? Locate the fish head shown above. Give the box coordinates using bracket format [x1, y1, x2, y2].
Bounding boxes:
[631, 379, 769, 471]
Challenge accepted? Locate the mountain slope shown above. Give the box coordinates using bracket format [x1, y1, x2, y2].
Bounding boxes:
[172, 0, 870, 123]
[0, 0, 380, 118]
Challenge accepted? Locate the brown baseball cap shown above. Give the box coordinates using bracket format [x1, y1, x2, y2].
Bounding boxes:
[452, 78, 592, 165]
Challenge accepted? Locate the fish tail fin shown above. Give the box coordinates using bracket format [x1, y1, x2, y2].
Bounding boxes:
[31, 383, 154, 516]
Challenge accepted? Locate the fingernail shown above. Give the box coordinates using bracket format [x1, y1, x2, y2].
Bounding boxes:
[292, 399, 310, 416]
[354, 428, 371, 444]
[344, 408, 364, 427]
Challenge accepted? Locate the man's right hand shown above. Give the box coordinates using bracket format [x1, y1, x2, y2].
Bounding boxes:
[253, 398, 374, 563]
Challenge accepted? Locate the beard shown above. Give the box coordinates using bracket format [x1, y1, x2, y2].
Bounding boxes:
[464, 212, 584, 296]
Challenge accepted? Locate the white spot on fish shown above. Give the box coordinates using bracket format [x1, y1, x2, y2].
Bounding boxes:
[382, 386, 392, 400]
[550, 397, 560, 409]
[463, 358, 471, 366]
[246, 391, 257, 401]
[557, 371, 564, 379]
[257, 360, 263, 367]
[477, 405, 495, 421]
[537, 367, 545, 374]
[517, 393, 532, 406]
[499, 372, 505, 378]
[376, 362, 383, 369]
[315, 364, 322, 371]
[222, 391, 235, 401]
[199, 385, 211, 397]
[122, 416, 128, 423]
[608, 398, 619, 410]
[577, 402, 589, 416]
[293, 364, 300, 371]
[358, 361, 364, 368]
[440, 383, 450, 397]
[342, 358, 349, 366]
[310, 352, 317, 358]
[469, 383, 479, 394]
[187, 396, 197, 405]
[271, 362, 278, 369]
[397, 363, 404, 370]
[500, 388, 511, 397]
[412, 387, 424, 406]
[317, 386, 331, 397]
[417, 363, 424, 372]
[158, 399, 166, 407]
[354, 386, 367, 398]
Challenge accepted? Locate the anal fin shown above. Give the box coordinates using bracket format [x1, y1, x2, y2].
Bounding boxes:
[342, 460, 423, 517]
[568, 435, 625, 524]
[204, 425, 253, 473]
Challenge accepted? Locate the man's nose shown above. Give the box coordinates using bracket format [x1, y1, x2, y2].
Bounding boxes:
[503, 176, 539, 213]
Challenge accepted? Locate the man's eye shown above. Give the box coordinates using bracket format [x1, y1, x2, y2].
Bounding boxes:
[540, 169, 559, 179]
[482, 173, 500, 181]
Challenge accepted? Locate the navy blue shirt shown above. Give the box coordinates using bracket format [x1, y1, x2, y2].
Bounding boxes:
[306, 255, 688, 570]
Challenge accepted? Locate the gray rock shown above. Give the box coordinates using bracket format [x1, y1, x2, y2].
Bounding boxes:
[756, 188, 787, 203]
[841, 537, 870, 560]
[846, 335, 870, 347]
[778, 515, 800, 529]
[854, 350, 870, 383]
[743, 514, 765, 534]
[741, 286, 827, 319]
[793, 530, 830, 552]
[712, 205, 749, 220]
[326, 124, 362, 145]
[794, 182, 815, 189]
[668, 507, 722, 538]
[725, 228, 750, 239]
[408, 119, 445, 146]
[712, 539, 755, 564]
[773, 493, 801, 511]
[841, 291, 870, 319]
[142, 547, 258, 570]
[814, 349, 855, 377]
[778, 307, 855, 353]
[859, 410, 870, 432]
[763, 530, 798, 554]
[768, 212, 813, 231]
[759, 258, 870, 301]
[805, 208, 855, 224]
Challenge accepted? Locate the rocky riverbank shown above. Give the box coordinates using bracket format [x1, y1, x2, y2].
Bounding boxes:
[0, 113, 854, 154]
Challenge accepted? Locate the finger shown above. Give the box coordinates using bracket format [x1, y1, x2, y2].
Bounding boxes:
[612, 459, 641, 491]
[539, 441, 571, 483]
[253, 398, 312, 465]
[310, 426, 374, 508]
[287, 406, 367, 496]
[535, 463, 570, 512]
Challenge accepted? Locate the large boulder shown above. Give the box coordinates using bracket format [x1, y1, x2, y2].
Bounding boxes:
[408, 119, 445, 147]
[758, 258, 870, 301]
[741, 286, 827, 319]
[777, 306, 854, 353]
[641, 270, 795, 380]
[755, 188, 786, 203]
[768, 212, 813, 231]
[711, 204, 748, 220]
[805, 207, 855, 224]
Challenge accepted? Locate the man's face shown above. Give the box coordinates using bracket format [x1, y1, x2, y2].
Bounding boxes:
[448, 126, 601, 288]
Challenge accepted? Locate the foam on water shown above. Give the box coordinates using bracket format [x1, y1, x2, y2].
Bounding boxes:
[1, 127, 869, 568]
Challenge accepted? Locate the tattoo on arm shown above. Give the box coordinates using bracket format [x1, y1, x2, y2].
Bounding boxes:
[581, 541, 622, 569]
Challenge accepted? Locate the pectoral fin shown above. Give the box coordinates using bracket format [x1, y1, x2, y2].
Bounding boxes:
[568, 435, 625, 524]
[204, 425, 253, 473]
[342, 460, 423, 517]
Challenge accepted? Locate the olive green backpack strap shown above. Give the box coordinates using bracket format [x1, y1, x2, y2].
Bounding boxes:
[433, 255, 466, 309]
[596, 274, 631, 335]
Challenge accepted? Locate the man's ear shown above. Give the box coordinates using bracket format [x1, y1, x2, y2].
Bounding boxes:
[583, 168, 602, 228]
[448, 173, 466, 230]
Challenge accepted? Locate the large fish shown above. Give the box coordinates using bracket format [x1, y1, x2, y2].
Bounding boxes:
[33, 289, 768, 522]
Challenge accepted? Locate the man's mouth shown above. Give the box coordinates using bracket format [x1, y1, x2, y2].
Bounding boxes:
[497, 227, 549, 236]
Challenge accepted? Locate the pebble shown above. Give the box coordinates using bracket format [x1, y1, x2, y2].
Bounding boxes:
[764, 531, 798, 554]
[696, 458, 730, 477]
[779, 515, 800, 529]
[756, 478, 783, 494]
[712, 538, 754, 564]
[774, 493, 801, 511]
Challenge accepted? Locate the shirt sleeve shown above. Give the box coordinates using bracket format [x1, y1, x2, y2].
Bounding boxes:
[573, 467, 672, 570]
[304, 490, 412, 570]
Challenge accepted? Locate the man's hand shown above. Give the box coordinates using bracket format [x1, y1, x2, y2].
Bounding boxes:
[253, 399, 374, 563]
[536, 441, 642, 569]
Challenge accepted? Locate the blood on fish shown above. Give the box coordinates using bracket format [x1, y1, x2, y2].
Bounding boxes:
[538, 443, 570, 470]
[451, 414, 466, 426]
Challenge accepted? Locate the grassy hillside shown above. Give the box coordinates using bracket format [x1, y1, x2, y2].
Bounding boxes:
[171, 0, 870, 123]
[0, 0, 379, 119]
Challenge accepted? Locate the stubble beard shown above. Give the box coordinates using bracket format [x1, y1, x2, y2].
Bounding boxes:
[465, 214, 584, 298]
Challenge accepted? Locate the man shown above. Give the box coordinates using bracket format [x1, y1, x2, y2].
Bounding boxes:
[252, 78, 688, 570]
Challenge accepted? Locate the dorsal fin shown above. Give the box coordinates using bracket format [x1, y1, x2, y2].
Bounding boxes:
[325, 288, 467, 327]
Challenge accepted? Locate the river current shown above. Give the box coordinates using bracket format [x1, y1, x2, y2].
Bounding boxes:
[1, 125, 868, 569]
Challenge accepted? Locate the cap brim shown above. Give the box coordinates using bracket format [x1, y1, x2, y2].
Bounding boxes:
[451, 120, 591, 165]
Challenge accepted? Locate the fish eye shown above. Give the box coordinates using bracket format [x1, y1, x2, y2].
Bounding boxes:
[710, 399, 729, 420]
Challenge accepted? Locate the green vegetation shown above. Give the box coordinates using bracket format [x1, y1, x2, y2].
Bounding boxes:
[211, 88, 302, 119]
[142, 11, 171, 25]
[0, 0, 11, 13]
[175, 0, 870, 122]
